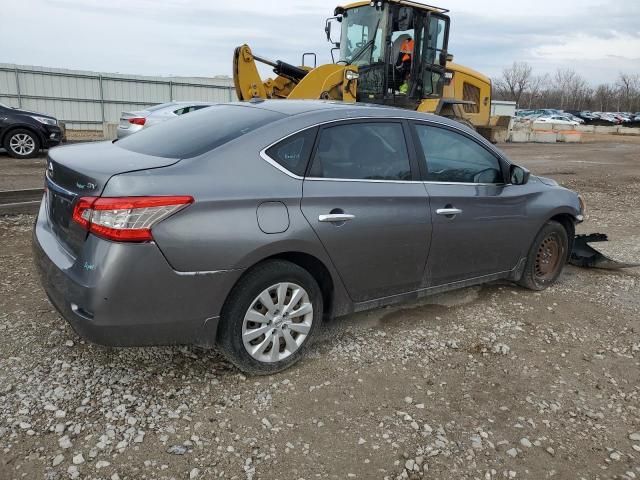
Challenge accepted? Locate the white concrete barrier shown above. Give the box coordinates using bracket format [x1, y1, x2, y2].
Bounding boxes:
[509, 130, 531, 143]
[509, 120, 639, 143]
[618, 127, 640, 136]
[531, 131, 558, 143]
[594, 125, 619, 134]
[557, 132, 581, 143]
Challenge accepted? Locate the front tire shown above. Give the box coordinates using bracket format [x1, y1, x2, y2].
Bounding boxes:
[217, 260, 323, 375]
[4, 129, 41, 159]
[518, 220, 569, 290]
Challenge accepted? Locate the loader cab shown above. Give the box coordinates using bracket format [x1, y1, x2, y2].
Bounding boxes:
[331, 1, 450, 108]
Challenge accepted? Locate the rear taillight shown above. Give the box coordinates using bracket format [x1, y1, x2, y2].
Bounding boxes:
[72, 196, 193, 242]
[128, 117, 146, 126]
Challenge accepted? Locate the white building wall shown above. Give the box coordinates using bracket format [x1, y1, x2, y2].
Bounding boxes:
[0, 64, 235, 130]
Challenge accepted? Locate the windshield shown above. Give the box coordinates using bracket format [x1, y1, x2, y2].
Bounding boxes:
[339, 7, 386, 66]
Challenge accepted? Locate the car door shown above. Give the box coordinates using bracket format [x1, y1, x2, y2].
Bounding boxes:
[301, 120, 432, 302]
[411, 122, 531, 286]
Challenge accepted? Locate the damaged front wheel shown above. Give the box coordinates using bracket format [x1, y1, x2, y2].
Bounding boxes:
[518, 220, 569, 291]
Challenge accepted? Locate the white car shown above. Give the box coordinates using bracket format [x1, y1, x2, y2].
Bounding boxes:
[117, 101, 215, 138]
[535, 116, 579, 126]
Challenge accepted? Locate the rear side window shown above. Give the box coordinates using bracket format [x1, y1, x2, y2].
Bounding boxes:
[174, 105, 210, 115]
[308, 122, 411, 181]
[265, 128, 316, 176]
[414, 124, 502, 183]
[117, 105, 284, 159]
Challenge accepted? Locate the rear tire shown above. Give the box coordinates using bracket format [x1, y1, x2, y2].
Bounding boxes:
[518, 220, 569, 291]
[4, 129, 40, 159]
[217, 260, 323, 375]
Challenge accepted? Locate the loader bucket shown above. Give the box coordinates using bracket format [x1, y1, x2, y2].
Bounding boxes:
[569, 233, 639, 269]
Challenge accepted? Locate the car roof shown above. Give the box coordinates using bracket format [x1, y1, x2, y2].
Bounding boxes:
[146, 101, 216, 111]
[226, 99, 464, 128]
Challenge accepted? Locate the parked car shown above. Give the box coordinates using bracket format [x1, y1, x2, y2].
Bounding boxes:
[595, 113, 622, 125]
[0, 102, 63, 158]
[534, 116, 579, 126]
[577, 111, 598, 121]
[116, 101, 215, 138]
[561, 113, 585, 124]
[533, 109, 562, 117]
[34, 100, 584, 374]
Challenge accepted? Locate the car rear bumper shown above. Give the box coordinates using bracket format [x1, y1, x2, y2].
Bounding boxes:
[32, 199, 242, 347]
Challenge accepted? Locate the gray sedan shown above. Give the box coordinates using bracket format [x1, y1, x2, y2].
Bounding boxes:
[116, 101, 215, 138]
[34, 100, 583, 374]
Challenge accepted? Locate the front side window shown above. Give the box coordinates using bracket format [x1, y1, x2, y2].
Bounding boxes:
[339, 7, 386, 66]
[265, 128, 316, 177]
[309, 122, 411, 181]
[419, 15, 448, 96]
[414, 124, 502, 183]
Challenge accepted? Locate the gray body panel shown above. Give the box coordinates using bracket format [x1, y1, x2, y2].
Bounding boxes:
[301, 179, 431, 302]
[33, 100, 582, 347]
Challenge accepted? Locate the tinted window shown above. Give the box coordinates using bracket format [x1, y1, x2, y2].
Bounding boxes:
[117, 105, 284, 159]
[174, 105, 211, 115]
[309, 122, 411, 181]
[414, 124, 502, 183]
[265, 128, 316, 176]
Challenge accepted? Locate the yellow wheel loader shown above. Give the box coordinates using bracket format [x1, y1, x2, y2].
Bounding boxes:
[232, 0, 637, 271]
[233, 0, 493, 132]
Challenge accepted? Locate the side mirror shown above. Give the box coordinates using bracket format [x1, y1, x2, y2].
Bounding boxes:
[325, 17, 341, 46]
[510, 164, 530, 185]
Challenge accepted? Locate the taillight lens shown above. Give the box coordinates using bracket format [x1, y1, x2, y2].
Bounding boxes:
[72, 196, 193, 242]
[128, 117, 146, 125]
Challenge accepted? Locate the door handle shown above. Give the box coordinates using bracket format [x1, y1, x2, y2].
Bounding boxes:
[318, 213, 355, 222]
[436, 208, 462, 216]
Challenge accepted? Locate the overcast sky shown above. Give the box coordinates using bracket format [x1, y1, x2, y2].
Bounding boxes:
[2, 0, 639, 84]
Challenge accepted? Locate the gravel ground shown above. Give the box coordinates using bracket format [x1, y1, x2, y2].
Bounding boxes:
[0, 139, 639, 480]
[0, 152, 47, 190]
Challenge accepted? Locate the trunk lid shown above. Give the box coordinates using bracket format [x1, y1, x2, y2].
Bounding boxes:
[45, 141, 178, 256]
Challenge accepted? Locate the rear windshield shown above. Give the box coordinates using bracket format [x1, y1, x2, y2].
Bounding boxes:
[116, 104, 284, 159]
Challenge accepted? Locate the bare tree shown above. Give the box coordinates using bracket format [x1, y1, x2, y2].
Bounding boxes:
[491, 60, 639, 114]
[494, 61, 533, 106]
[525, 74, 549, 108]
[594, 84, 616, 112]
[553, 69, 578, 110]
[616, 73, 640, 112]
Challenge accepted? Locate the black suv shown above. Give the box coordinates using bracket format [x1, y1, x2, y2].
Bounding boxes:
[0, 102, 63, 158]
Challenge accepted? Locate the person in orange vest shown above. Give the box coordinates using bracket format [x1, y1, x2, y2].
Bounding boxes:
[396, 36, 414, 93]
[399, 37, 414, 64]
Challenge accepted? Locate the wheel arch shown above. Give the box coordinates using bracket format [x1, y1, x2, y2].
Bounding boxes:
[547, 212, 577, 260]
[223, 251, 336, 320]
[1, 124, 44, 148]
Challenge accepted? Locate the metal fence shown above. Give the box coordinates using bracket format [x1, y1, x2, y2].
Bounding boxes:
[0, 63, 236, 131]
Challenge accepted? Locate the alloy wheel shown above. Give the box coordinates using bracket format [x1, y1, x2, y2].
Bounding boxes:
[9, 133, 36, 156]
[242, 282, 313, 363]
